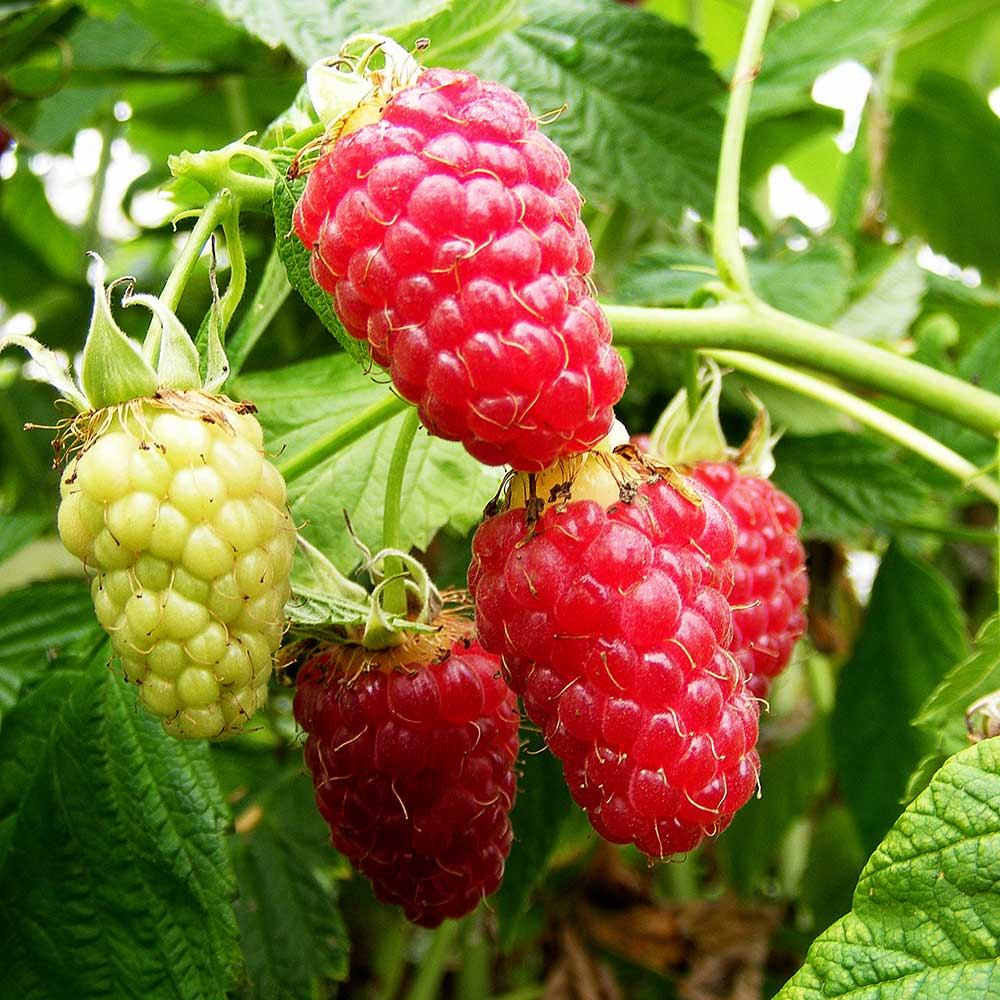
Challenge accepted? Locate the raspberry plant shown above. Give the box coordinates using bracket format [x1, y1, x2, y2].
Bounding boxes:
[3, 2, 1000, 999]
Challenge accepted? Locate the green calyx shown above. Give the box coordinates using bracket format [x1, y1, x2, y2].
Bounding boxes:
[647, 360, 777, 477]
[0, 254, 230, 414]
[288, 535, 442, 651]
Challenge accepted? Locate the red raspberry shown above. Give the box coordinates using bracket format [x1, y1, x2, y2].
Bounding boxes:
[468, 458, 760, 858]
[293, 629, 519, 927]
[689, 463, 808, 699]
[293, 68, 626, 471]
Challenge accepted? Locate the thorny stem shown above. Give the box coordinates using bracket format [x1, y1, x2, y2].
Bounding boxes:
[382, 408, 421, 618]
[277, 394, 409, 483]
[605, 300, 1000, 439]
[705, 349, 1000, 505]
[711, 0, 774, 297]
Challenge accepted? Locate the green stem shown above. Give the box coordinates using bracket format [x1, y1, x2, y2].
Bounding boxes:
[604, 300, 1000, 438]
[996, 437, 999, 616]
[277, 394, 409, 483]
[382, 408, 421, 618]
[404, 921, 459, 1000]
[224, 246, 290, 380]
[158, 190, 232, 314]
[712, 0, 774, 296]
[217, 204, 247, 335]
[705, 348, 1000, 505]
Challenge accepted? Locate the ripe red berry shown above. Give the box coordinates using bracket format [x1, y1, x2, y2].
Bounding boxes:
[293, 67, 626, 471]
[293, 628, 519, 927]
[468, 455, 760, 858]
[689, 463, 808, 699]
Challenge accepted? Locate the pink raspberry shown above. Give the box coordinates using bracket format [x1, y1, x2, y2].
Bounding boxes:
[293, 68, 626, 471]
[689, 462, 808, 699]
[293, 632, 519, 927]
[468, 460, 760, 858]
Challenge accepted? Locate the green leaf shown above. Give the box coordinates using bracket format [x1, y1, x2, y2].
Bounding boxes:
[472, 0, 724, 219]
[0, 663, 240, 999]
[752, 0, 934, 120]
[233, 354, 502, 573]
[392, 0, 525, 67]
[832, 544, 968, 851]
[495, 746, 574, 951]
[771, 434, 931, 540]
[0, 511, 48, 565]
[833, 244, 927, 342]
[717, 720, 831, 894]
[887, 71, 1000, 281]
[216, 0, 450, 65]
[617, 239, 854, 326]
[228, 760, 350, 998]
[0, 579, 97, 665]
[915, 616, 1000, 752]
[271, 166, 368, 365]
[775, 737, 1000, 1000]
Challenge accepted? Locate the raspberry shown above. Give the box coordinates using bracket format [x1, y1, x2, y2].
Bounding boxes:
[56, 392, 296, 738]
[293, 67, 626, 471]
[689, 462, 808, 699]
[468, 454, 760, 858]
[293, 628, 519, 927]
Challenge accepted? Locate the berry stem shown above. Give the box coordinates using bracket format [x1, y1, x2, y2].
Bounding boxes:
[712, 0, 774, 298]
[381, 407, 421, 619]
[703, 349, 1000, 504]
[604, 300, 1000, 438]
[277, 394, 410, 483]
[159, 190, 233, 314]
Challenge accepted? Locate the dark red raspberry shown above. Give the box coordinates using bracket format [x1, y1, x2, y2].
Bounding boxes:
[468, 456, 760, 858]
[689, 462, 808, 699]
[293, 67, 626, 471]
[293, 629, 519, 927]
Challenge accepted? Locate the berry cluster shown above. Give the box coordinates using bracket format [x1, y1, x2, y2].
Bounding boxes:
[293, 633, 519, 927]
[57, 396, 295, 738]
[294, 67, 626, 471]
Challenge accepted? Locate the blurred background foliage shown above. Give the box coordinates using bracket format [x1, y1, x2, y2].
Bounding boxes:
[2, 0, 1000, 997]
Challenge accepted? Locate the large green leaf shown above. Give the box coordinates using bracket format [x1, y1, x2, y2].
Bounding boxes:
[0, 511, 48, 566]
[233, 354, 502, 573]
[775, 737, 1000, 999]
[752, 0, 934, 120]
[771, 434, 931, 540]
[887, 71, 1000, 281]
[392, 0, 525, 67]
[226, 757, 350, 998]
[473, 0, 724, 219]
[832, 544, 968, 851]
[0, 662, 240, 999]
